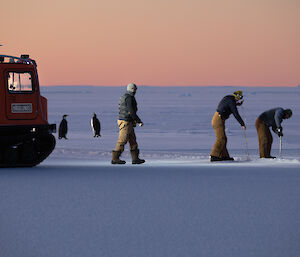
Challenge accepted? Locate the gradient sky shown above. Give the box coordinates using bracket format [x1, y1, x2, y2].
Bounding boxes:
[2, 0, 300, 86]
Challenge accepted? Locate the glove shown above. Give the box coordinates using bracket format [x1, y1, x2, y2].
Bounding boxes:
[133, 121, 143, 127]
[236, 100, 244, 106]
[276, 127, 283, 137]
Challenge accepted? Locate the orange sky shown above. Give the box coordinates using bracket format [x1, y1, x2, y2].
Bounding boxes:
[1, 0, 300, 86]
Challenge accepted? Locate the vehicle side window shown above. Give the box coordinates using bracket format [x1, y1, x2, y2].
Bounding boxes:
[7, 72, 33, 93]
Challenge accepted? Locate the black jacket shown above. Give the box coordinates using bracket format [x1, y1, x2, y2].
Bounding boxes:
[258, 107, 284, 130]
[216, 95, 245, 126]
[118, 92, 142, 123]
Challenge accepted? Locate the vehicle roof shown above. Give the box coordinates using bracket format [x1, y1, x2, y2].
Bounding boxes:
[0, 55, 36, 66]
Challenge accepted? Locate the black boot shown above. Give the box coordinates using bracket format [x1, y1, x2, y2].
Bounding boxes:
[223, 156, 234, 161]
[111, 151, 126, 164]
[210, 156, 234, 162]
[130, 149, 145, 164]
[210, 156, 223, 162]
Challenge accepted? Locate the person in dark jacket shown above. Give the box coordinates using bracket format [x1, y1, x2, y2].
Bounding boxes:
[210, 91, 246, 162]
[111, 83, 145, 165]
[91, 113, 101, 137]
[58, 114, 68, 139]
[255, 108, 292, 158]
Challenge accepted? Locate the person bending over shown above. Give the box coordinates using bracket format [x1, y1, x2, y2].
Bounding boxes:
[255, 108, 292, 158]
[210, 91, 246, 162]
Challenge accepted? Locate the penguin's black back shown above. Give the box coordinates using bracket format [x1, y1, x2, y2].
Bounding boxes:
[92, 116, 100, 133]
[59, 119, 68, 137]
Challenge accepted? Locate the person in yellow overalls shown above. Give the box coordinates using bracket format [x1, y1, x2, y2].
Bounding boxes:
[255, 108, 292, 158]
[210, 91, 246, 162]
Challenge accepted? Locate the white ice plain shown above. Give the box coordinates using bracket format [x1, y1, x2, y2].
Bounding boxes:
[0, 86, 300, 257]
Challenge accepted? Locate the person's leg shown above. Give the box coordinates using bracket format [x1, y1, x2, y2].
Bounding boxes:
[210, 112, 228, 159]
[128, 124, 145, 164]
[266, 127, 273, 157]
[115, 120, 129, 152]
[256, 118, 269, 158]
[128, 123, 138, 151]
[112, 120, 129, 164]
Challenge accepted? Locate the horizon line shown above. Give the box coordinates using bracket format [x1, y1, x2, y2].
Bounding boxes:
[40, 84, 300, 88]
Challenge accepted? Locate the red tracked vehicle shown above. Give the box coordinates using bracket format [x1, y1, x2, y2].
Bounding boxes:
[0, 54, 56, 167]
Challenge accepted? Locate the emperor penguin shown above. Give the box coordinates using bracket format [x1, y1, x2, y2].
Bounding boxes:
[91, 113, 101, 137]
[58, 114, 68, 139]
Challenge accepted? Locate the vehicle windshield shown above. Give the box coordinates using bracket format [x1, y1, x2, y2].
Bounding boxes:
[7, 72, 33, 92]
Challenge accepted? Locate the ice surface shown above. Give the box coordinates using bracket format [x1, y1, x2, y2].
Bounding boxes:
[1, 86, 300, 257]
[1, 163, 300, 257]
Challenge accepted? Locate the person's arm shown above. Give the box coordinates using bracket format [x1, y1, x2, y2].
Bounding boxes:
[229, 100, 245, 127]
[274, 109, 284, 136]
[274, 109, 284, 129]
[126, 96, 142, 123]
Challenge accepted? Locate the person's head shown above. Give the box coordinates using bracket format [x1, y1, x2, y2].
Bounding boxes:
[63, 114, 68, 119]
[127, 83, 137, 95]
[233, 90, 243, 101]
[283, 109, 292, 119]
